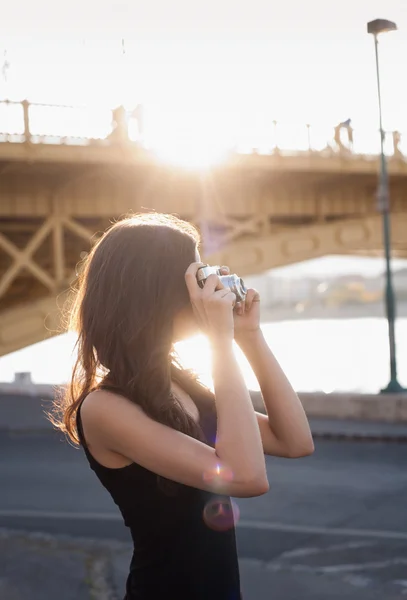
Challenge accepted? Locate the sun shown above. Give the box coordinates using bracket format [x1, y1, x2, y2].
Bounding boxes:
[149, 140, 231, 170]
[140, 101, 236, 169]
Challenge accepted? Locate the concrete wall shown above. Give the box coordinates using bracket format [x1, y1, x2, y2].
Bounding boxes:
[252, 392, 407, 423]
[1, 389, 407, 433]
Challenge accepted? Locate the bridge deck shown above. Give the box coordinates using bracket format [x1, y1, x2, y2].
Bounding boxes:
[1, 100, 407, 355]
[1, 137, 407, 178]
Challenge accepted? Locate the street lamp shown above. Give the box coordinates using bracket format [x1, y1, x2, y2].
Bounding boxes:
[367, 19, 406, 393]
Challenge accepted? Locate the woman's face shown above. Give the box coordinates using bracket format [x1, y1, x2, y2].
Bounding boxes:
[172, 247, 201, 342]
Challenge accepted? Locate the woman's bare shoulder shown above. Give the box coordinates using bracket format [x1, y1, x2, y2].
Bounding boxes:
[80, 388, 143, 425]
[78, 384, 266, 497]
[82, 387, 136, 408]
[78, 389, 137, 468]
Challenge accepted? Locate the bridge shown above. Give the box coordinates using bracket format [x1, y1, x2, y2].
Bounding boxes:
[1, 99, 407, 356]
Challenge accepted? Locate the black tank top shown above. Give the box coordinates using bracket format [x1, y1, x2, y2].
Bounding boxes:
[76, 390, 241, 600]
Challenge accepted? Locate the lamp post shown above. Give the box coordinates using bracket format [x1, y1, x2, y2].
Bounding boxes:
[367, 19, 406, 393]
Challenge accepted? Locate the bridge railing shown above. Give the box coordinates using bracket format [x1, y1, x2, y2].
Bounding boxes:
[0, 99, 405, 158]
[0, 99, 113, 145]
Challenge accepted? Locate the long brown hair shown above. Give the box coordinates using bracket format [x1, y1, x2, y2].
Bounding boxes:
[52, 213, 212, 449]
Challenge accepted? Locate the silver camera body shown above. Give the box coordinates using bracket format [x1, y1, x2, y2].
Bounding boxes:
[196, 265, 247, 303]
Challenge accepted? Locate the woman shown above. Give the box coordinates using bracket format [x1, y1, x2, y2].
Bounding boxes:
[53, 212, 314, 599]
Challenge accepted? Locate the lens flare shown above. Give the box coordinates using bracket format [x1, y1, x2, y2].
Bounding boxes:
[203, 497, 240, 531]
[203, 464, 234, 486]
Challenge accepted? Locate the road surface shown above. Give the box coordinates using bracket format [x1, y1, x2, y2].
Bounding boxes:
[1, 431, 407, 599]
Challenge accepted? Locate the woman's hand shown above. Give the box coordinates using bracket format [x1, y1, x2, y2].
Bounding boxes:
[219, 266, 261, 340]
[185, 262, 236, 344]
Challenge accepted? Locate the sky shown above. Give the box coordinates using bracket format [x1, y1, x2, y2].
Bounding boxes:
[1, 0, 407, 159]
[1, 0, 407, 383]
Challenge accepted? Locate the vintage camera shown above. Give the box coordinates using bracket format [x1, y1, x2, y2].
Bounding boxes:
[196, 265, 247, 302]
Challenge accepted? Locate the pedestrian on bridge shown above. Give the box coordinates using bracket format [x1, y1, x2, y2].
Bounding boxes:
[334, 118, 353, 152]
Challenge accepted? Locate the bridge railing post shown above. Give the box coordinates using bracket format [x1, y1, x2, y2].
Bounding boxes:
[22, 99, 30, 142]
[306, 124, 311, 151]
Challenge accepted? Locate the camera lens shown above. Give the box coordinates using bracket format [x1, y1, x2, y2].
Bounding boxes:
[235, 277, 247, 302]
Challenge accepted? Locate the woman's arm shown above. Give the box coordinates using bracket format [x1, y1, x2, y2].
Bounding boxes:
[80, 263, 269, 498]
[81, 382, 268, 498]
[236, 329, 314, 458]
[81, 353, 269, 498]
[211, 337, 268, 490]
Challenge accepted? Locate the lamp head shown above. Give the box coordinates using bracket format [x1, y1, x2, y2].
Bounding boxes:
[367, 19, 397, 35]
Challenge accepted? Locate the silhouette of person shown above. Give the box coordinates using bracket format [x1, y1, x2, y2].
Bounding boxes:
[392, 130, 402, 157]
[341, 118, 353, 149]
[334, 123, 346, 152]
[109, 105, 128, 143]
[346, 123, 354, 149]
[334, 118, 353, 152]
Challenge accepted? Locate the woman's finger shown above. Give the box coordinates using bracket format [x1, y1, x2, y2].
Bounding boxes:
[214, 288, 236, 307]
[245, 288, 260, 311]
[201, 273, 225, 295]
[235, 301, 244, 316]
[184, 262, 206, 296]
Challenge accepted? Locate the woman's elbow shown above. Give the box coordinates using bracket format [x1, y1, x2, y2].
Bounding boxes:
[246, 475, 270, 496]
[236, 474, 270, 497]
[285, 438, 315, 459]
[254, 477, 270, 496]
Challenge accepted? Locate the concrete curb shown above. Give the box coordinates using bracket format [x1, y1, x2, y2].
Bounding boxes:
[311, 431, 407, 443]
[2, 391, 407, 442]
[0, 427, 59, 435]
[2, 387, 407, 424]
[300, 392, 407, 423]
[251, 391, 407, 424]
[1, 423, 407, 443]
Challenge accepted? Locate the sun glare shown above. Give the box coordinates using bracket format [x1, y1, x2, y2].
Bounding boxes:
[149, 142, 231, 170]
[2, 27, 407, 166]
[175, 335, 260, 391]
[140, 100, 237, 168]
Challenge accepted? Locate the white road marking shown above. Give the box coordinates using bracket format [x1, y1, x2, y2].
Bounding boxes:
[265, 557, 407, 574]
[238, 519, 407, 541]
[316, 557, 407, 574]
[278, 540, 374, 559]
[0, 509, 407, 541]
[0, 509, 122, 521]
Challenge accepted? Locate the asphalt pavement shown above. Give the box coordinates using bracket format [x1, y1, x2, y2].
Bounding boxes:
[1, 430, 407, 599]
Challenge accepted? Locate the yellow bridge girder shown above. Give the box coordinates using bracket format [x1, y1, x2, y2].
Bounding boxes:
[0, 209, 406, 357]
[1, 126, 407, 355]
